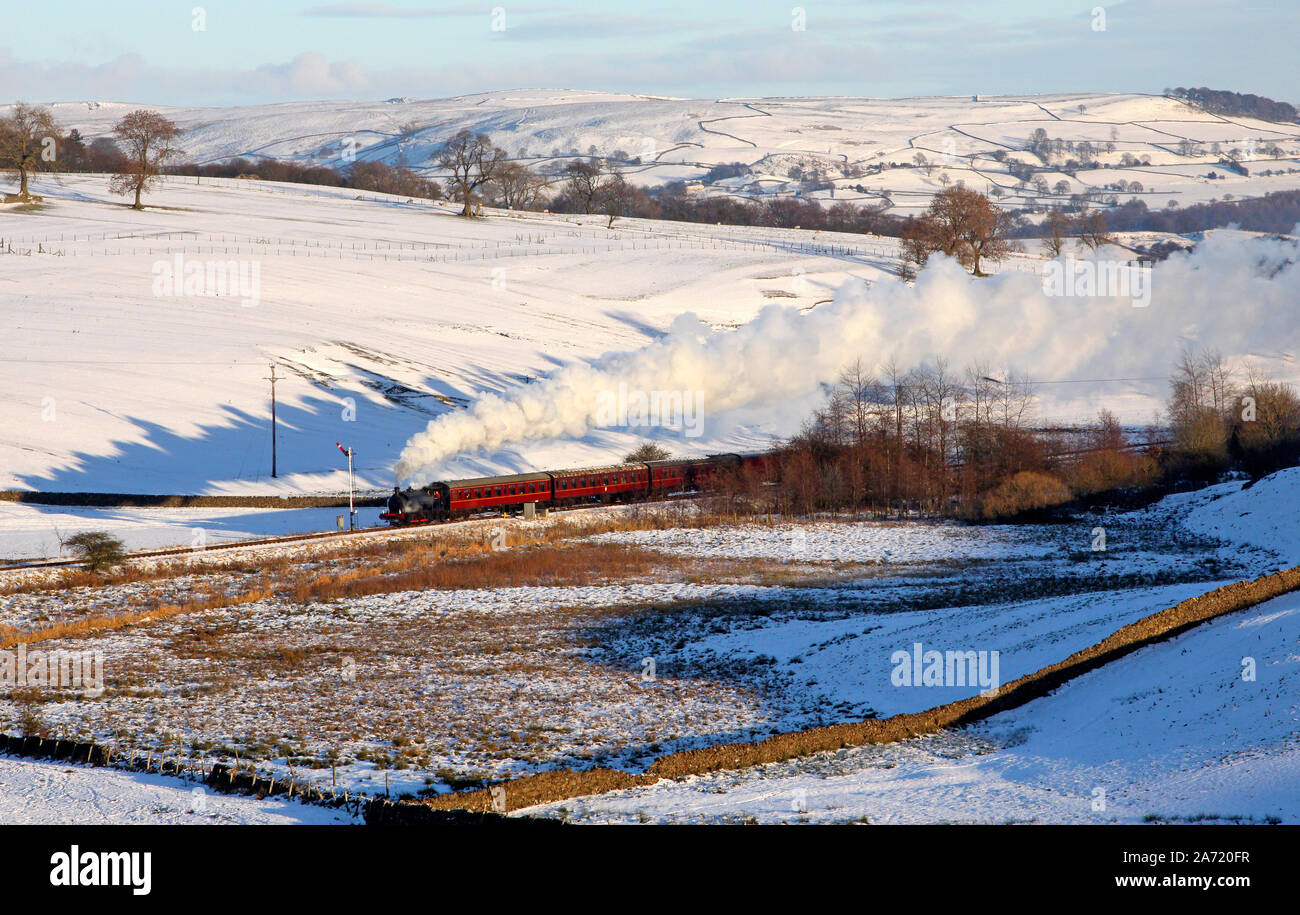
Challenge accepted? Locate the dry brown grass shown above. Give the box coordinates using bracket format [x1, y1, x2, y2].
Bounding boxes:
[1, 511, 822, 650]
[0, 587, 278, 650]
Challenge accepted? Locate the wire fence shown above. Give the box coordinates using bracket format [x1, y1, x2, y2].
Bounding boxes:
[0, 230, 905, 264]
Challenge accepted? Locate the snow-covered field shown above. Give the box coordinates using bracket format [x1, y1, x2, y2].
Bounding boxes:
[523, 590, 1299, 824]
[0, 501, 372, 561]
[4, 93, 1299, 487]
[2, 470, 1290, 821]
[0, 755, 355, 824]
[504, 473, 1300, 823]
[1181, 468, 1300, 565]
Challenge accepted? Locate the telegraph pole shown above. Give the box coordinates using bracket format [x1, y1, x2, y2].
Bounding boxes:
[267, 364, 278, 478]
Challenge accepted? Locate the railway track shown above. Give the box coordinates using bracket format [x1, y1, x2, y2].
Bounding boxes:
[0, 495, 696, 575]
[0, 522, 401, 573]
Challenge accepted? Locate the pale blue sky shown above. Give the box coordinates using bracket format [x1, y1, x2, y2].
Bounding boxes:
[1, 0, 1295, 105]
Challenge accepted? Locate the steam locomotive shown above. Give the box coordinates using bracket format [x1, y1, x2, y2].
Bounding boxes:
[382, 452, 769, 524]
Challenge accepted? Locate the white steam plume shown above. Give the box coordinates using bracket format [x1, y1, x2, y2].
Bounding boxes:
[396, 233, 1300, 486]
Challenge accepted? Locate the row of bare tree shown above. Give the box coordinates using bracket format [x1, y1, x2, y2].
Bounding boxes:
[710, 348, 1300, 521]
[1169, 349, 1300, 479]
[1, 102, 179, 208]
[435, 129, 649, 224]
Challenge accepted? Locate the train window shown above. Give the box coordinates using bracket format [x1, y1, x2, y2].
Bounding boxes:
[508, 485, 515, 495]
[473, 489, 481, 498]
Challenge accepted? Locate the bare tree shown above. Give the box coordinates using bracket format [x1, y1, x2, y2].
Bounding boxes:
[903, 187, 1015, 277]
[992, 367, 1036, 430]
[1168, 347, 1235, 474]
[0, 102, 60, 202]
[624, 442, 671, 462]
[1042, 208, 1072, 257]
[837, 358, 880, 452]
[563, 158, 607, 214]
[927, 185, 1016, 275]
[899, 216, 936, 279]
[965, 361, 999, 429]
[437, 129, 506, 216]
[1077, 210, 1114, 249]
[483, 159, 547, 211]
[597, 172, 642, 228]
[109, 110, 183, 209]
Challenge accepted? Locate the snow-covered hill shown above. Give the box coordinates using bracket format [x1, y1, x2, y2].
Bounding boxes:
[39, 90, 1300, 216]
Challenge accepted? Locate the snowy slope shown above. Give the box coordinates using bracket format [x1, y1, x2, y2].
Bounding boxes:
[0, 755, 355, 824]
[520, 589, 1300, 824]
[1182, 468, 1300, 565]
[4, 173, 837, 498]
